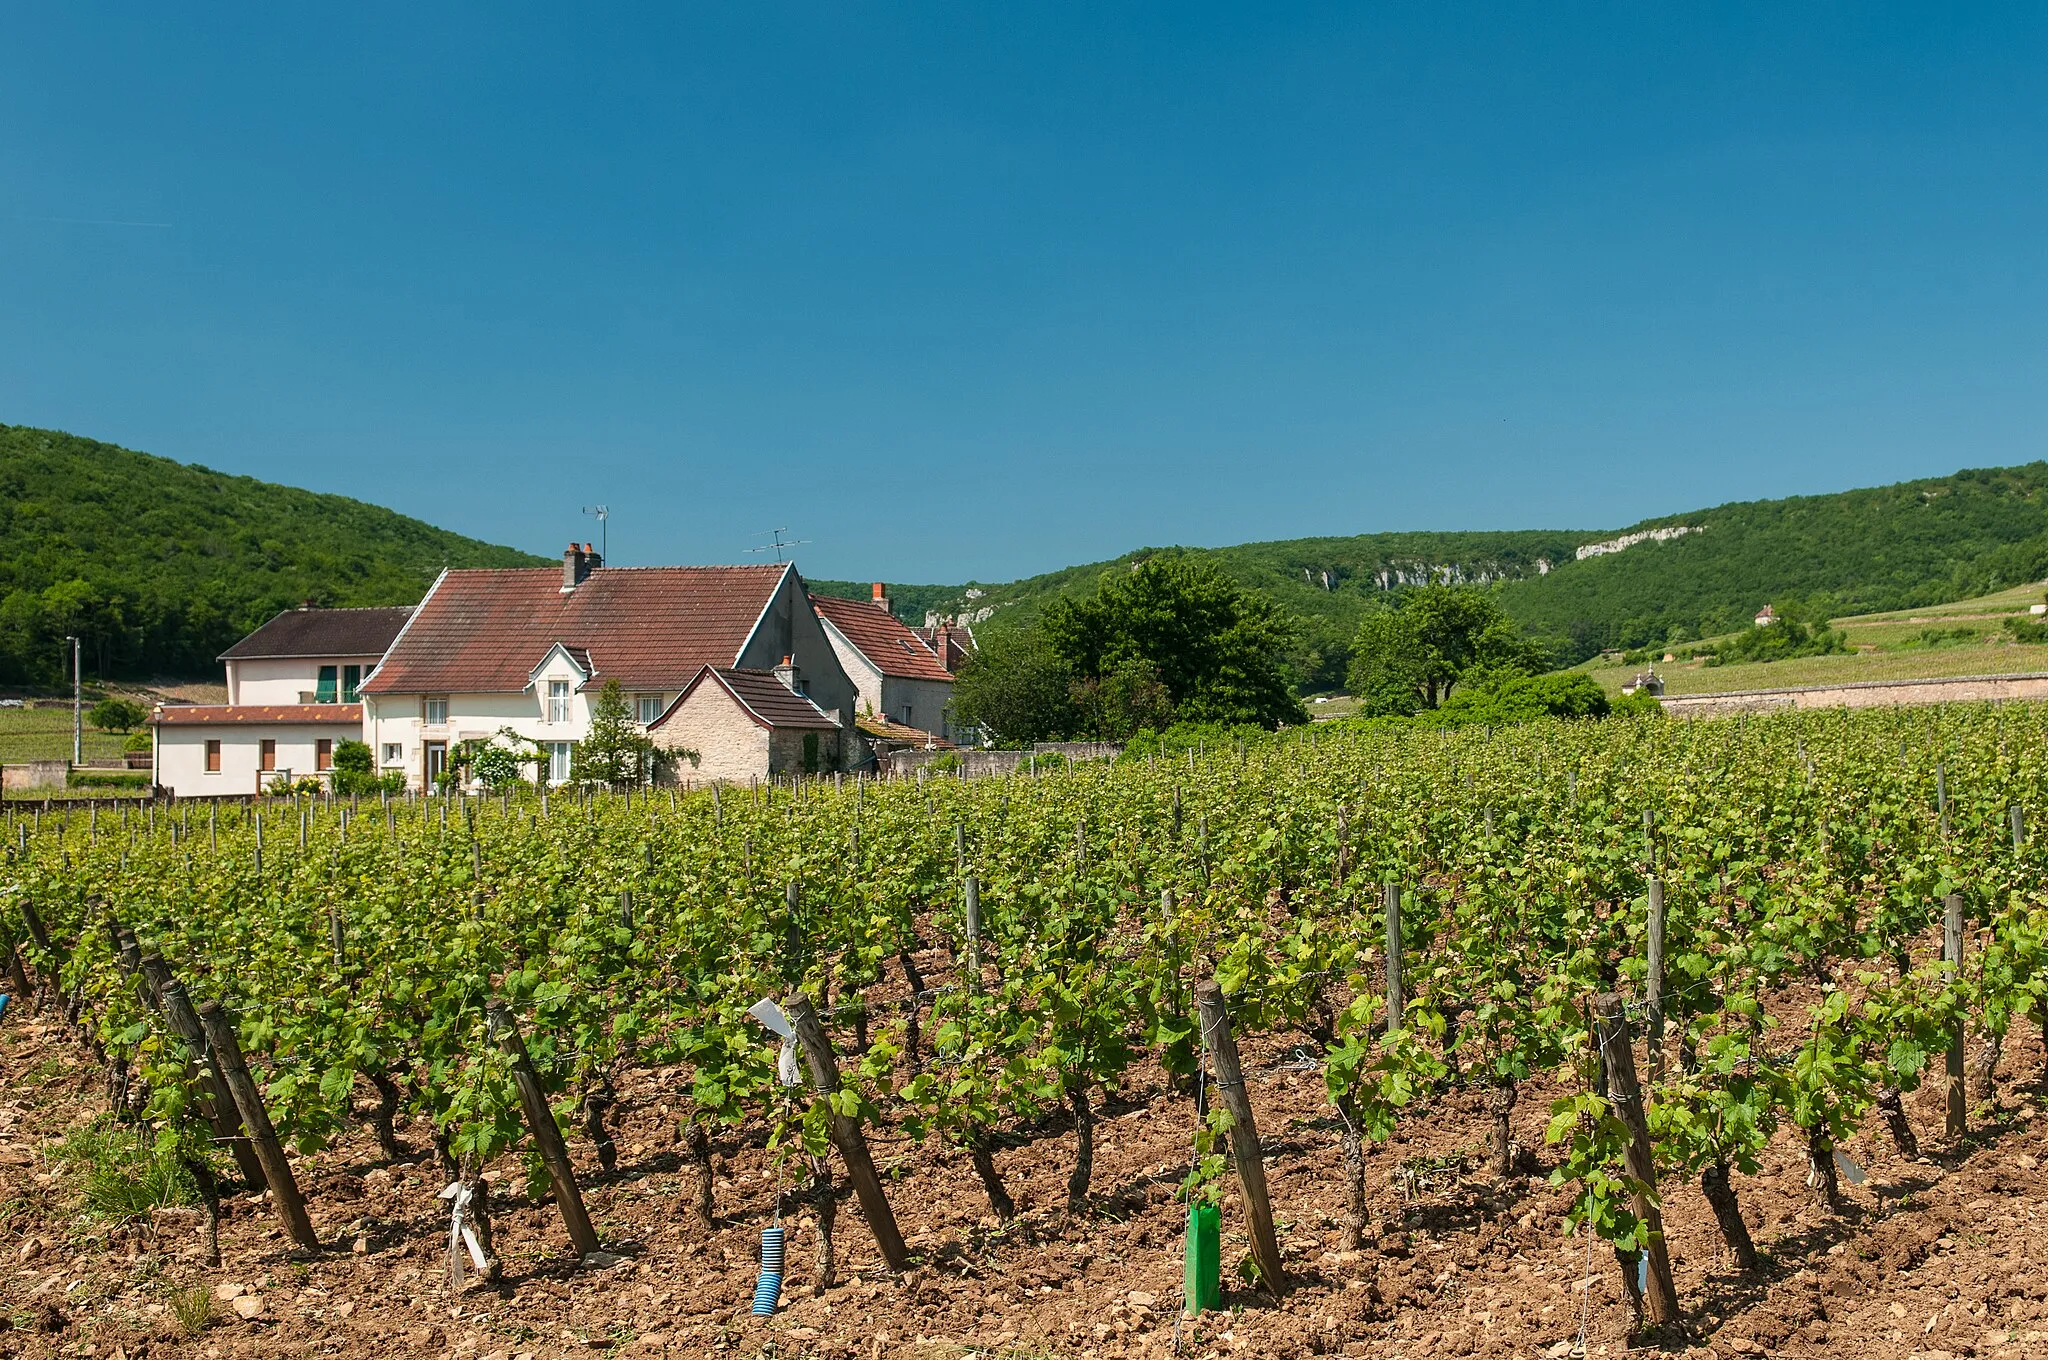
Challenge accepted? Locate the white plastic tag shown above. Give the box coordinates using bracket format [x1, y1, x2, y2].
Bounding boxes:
[778, 1039, 803, 1087]
[1834, 1148, 1867, 1185]
[748, 997, 794, 1039]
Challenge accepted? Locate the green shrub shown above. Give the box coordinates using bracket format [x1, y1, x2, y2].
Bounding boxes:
[2004, 615, 2048, 644]
[67, 771, 148, 790]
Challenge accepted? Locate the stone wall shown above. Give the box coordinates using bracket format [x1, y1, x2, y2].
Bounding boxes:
[0, 761, 69, 792]
[1661, 672, 2048, 719]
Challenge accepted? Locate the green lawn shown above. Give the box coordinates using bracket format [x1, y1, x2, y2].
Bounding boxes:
[1579, 639, 2048, 697]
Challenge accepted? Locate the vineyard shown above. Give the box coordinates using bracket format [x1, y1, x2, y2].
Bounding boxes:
[5, 707, 2048, 1359]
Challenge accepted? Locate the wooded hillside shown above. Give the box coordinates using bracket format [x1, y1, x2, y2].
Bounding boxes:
[0, 424, 545, 685]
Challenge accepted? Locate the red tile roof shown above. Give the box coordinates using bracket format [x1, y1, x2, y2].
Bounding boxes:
[362, 565, 791, 695]
[153, 704, 364, 726]
[219, 607, 413, 661]
[653, 667, 841, 731]
[810, 594, 954, 683]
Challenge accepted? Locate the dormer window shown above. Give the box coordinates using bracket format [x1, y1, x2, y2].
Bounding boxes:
[547, 679, 571, 723]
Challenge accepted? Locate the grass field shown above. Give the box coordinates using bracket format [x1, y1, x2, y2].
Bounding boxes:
[0, 706, 134, 764]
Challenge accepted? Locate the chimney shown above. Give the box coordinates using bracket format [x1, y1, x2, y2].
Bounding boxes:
[935, 624, 956, 673]
[772, 655, 802, 693]
[872, 581, 891, 615]
[563, 542, 600, 591]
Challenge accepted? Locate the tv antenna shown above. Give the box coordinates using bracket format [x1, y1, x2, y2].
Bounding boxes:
[581, 505, 609, 561]
[746, 527, 810, 563]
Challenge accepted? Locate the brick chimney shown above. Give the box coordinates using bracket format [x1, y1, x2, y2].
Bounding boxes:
[935, 623, 956, 672]
[562, 542, 602, 591]
[871, 581, 891, 615]
[772, 655, 802, 693]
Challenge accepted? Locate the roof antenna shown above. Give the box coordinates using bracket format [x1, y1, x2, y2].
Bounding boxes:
[746, 528, 810, 564]
[581, 505, 609, 562]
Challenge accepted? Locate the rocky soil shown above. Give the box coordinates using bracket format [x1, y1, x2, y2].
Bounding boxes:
[3, 999, 2046, 1360]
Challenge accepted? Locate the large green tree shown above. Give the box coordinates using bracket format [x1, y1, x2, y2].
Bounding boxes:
[1042, 555, 1304, 732]
[1347, 585, 1549, 716]
[951, 629, 1078, 747]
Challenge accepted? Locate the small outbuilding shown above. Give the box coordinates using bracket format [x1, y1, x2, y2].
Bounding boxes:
[648, 662, 845, 783]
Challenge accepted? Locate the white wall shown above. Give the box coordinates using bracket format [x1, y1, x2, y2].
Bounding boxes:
[155, 723, 352, 798]
[880, 676, 955, 739]
[362, 666, 681, 791]
[227, 656, 386, 706]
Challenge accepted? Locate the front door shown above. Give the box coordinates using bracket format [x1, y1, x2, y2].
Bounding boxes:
[424, 740, 448, 791]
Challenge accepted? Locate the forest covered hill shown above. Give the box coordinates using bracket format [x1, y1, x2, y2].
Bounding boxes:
[12, 418, 2048, 692]
[0, 424, 545, 685]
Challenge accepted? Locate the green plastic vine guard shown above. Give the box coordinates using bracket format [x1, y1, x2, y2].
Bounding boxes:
[1184, 1202, 1221, 1316]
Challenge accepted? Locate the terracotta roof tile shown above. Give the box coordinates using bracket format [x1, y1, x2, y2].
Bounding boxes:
[810, 595, 954, 683]
[153, 704, 364, 726]
[652, 667, 841, 731]
[219, 607, 413, 661]
[362, 566, 790, 695]
[855, 714, 954, 747]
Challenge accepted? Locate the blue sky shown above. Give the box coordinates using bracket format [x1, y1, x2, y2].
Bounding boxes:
[6, 5, 2048, 583]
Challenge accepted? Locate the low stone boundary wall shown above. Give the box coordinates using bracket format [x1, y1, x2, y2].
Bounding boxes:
[1660, 671, 2048, 719]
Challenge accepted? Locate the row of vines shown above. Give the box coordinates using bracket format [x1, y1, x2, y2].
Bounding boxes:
[5, 703, 2046, 1334]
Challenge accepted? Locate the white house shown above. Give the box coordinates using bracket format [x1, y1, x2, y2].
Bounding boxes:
[153, 704, 366, 797]
[151, 606, 413, 798]
[220, 606, 415, 705]
[811, 585, 959, 742]
[358, 545, 862, 790]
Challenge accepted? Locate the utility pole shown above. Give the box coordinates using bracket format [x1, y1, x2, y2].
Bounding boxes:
[67, 635, 81, 765]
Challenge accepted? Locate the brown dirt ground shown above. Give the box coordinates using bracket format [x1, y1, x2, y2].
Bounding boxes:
[3, 982, 2045, 1360]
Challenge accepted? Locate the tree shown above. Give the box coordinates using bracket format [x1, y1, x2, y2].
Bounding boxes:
[951, 629, 1078, 747]
[574, 679, 659, 789]
[1040, 555, 1304, 729]
[88, 697, 148, 732]
[331, 739, 403, 795]
[1346, 585, 1548, 712]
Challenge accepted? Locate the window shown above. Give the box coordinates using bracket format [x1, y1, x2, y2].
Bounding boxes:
[424, 696, 448, 725]
[381, 743, 402, 767]
[341, 665, 362, 703]
[549, 741, 573, 784]
[425, 741, 448, 787]
[316, 738, 333, 771]
[547, 679, 571, 723]
[260, 739, 277, 772]
[904, 705, 913, 727]
[205, 739, 221, 773]
[636, 694, 664, 725]
[316, 665, 338, 703]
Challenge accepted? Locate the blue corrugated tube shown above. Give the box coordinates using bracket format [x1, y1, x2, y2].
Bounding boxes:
[752, 1225, 785, 1316]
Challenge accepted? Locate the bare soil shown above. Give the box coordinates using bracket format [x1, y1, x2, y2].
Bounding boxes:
[3, 998, 2045, 1360]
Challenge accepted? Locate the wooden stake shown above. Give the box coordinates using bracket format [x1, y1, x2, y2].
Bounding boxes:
[486, 1003, 601, 1257]
[784, 992, 910, 1273]
[1383, 876, 1404, 1028]
[1944, 893, 1966, 1138]
[1646, 879, 1666, 1083]
[1591, 994, 1679, 1326]
[1193, 981, 1286, 1295]
[963, 876, 982, 991]
[142, 963, 267, 1186]
[195, 1001, 321, 1252]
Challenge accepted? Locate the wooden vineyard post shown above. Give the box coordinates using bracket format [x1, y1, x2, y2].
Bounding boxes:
[1383, 875, 1404, 1028]
[1646, 878, 1666, 1083]
[143, 962, 268, 1186]
[784, 992, 911, 1273]
[962, 876, 982, 992]
[1192, 981, 1286, 1295]
[1591, 994, 1680, 1327]
[486, 1003, 602, 1257]
[2013, 804, 2026, 853]
[1944, 893, 1967, 1138]
[195, 1001, 321, 1252]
